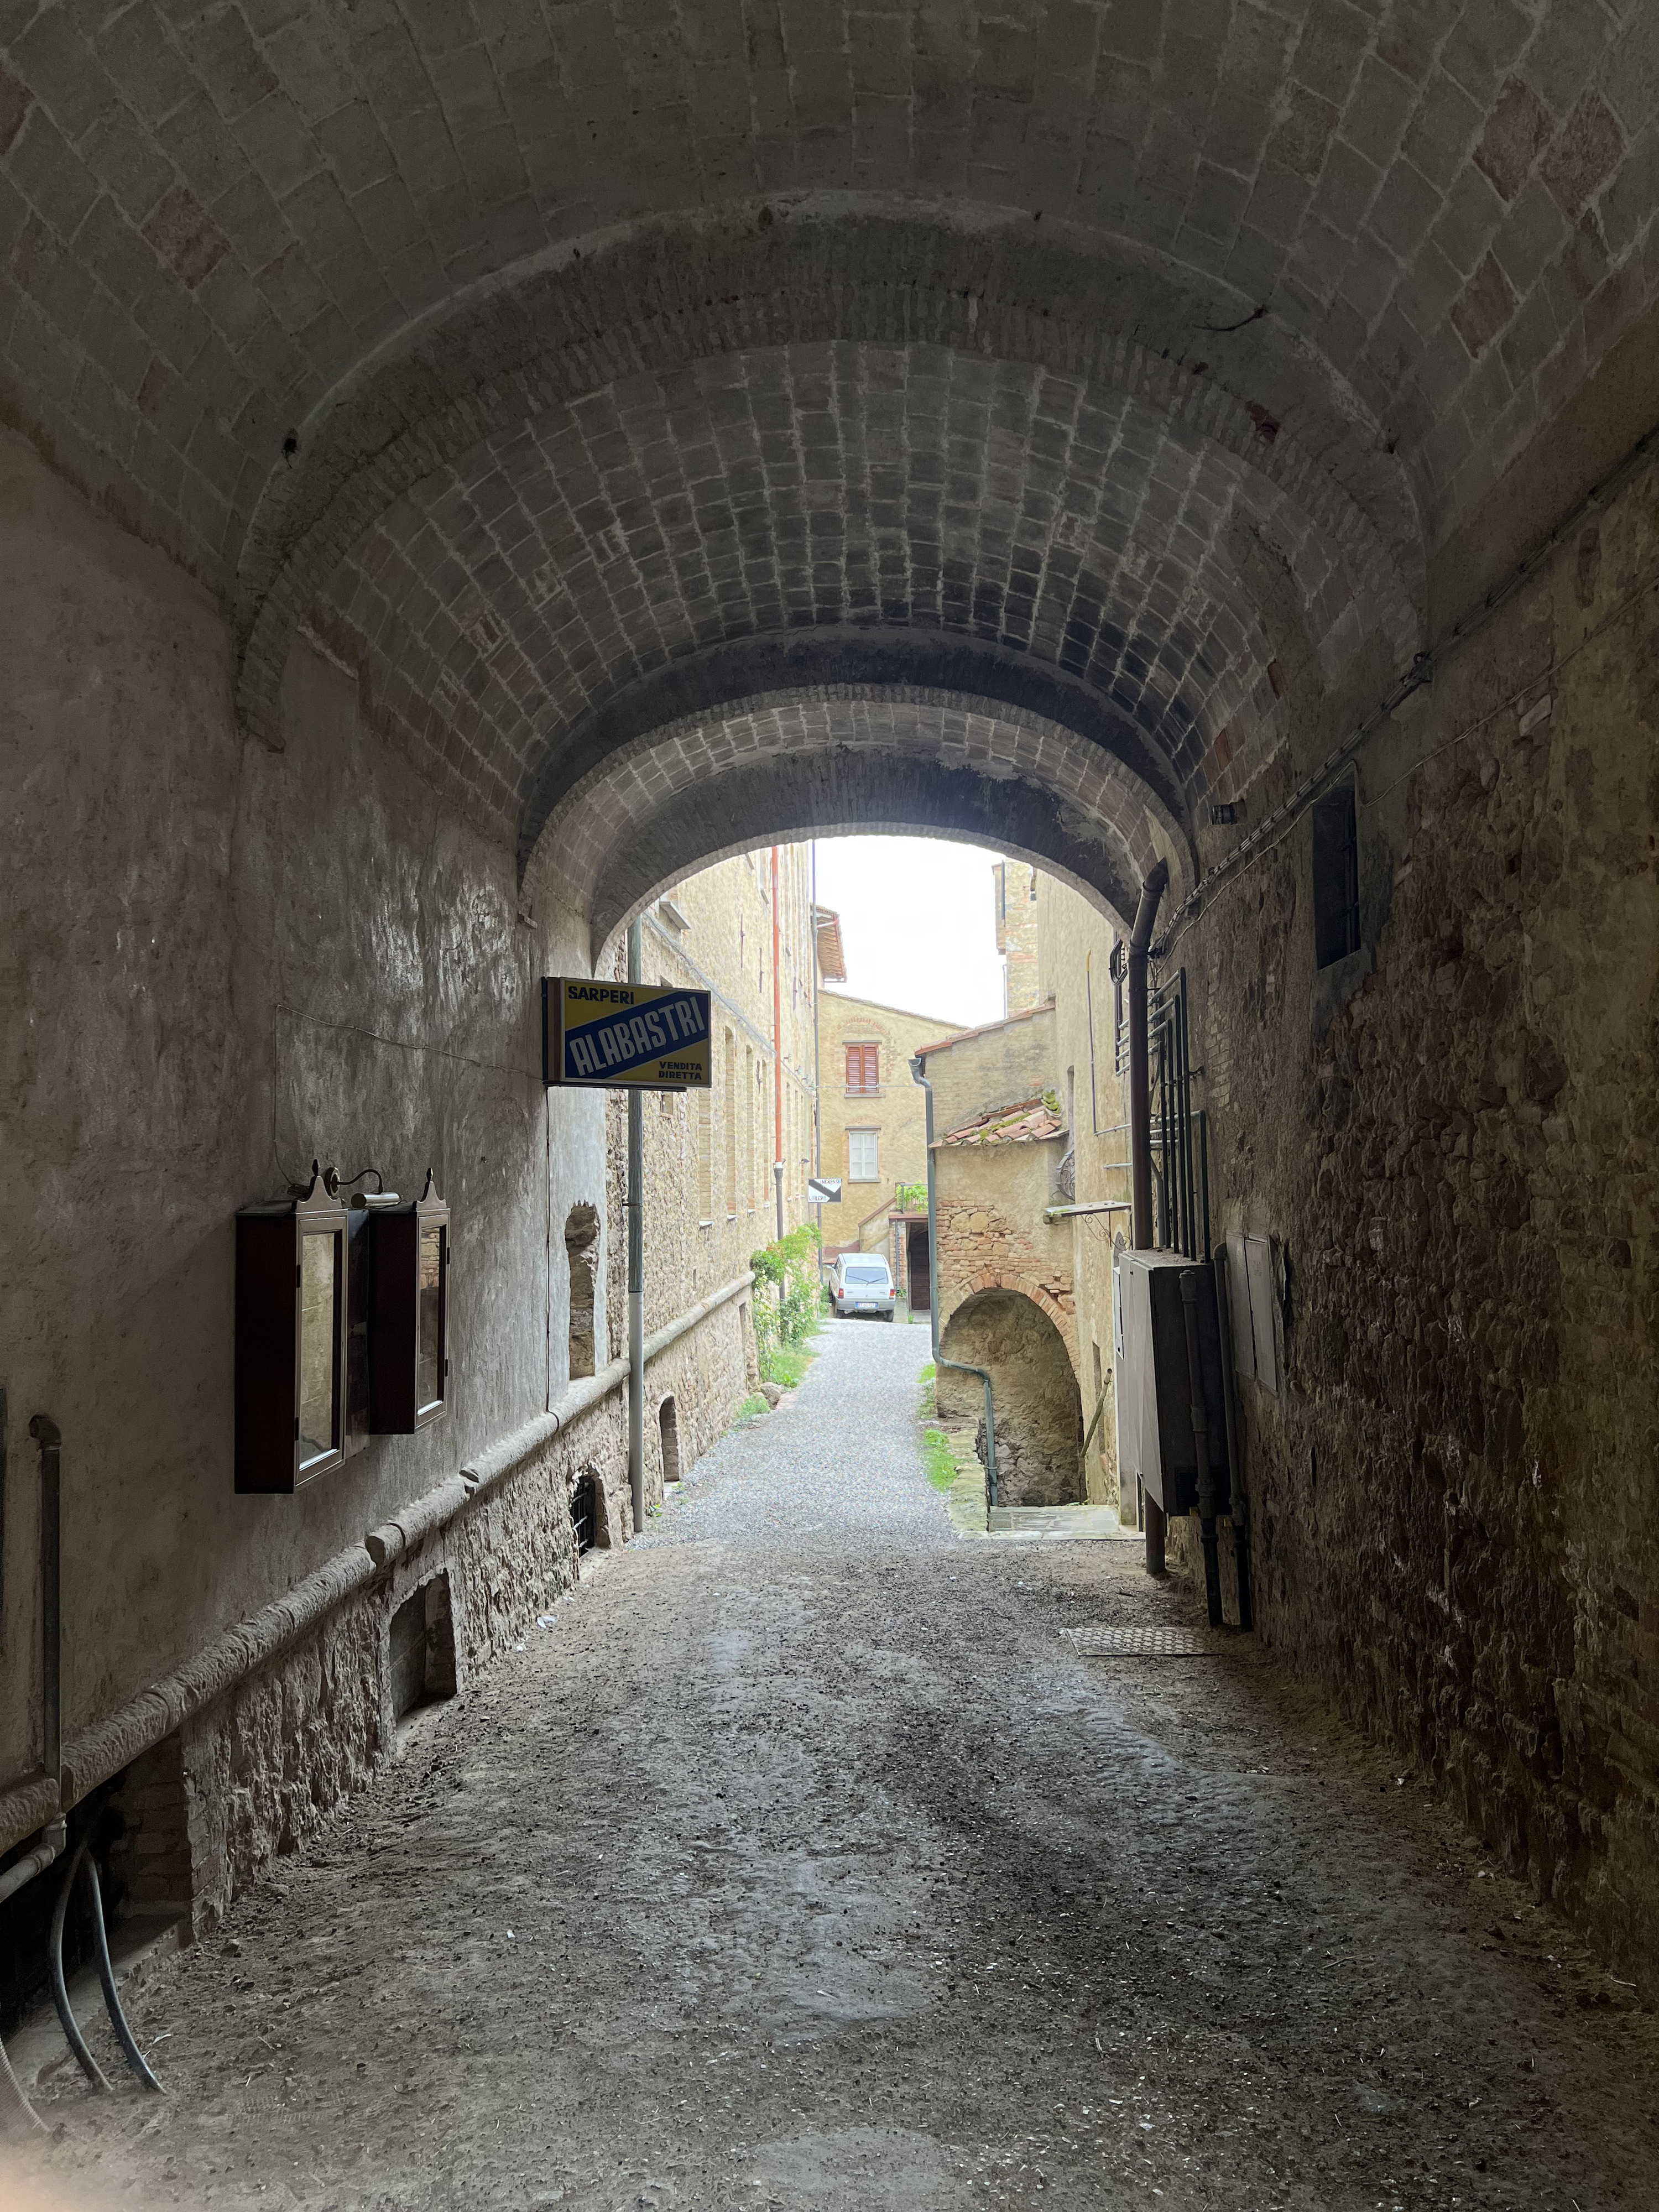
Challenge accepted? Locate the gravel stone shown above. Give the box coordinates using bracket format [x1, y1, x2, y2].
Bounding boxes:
[14, 1314, 1659, 2210]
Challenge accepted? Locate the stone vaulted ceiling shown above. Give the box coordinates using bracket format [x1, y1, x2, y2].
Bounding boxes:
[3, 0, 1656, 920]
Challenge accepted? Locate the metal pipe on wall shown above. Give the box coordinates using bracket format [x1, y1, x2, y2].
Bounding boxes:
[1126, 862, 1169, 1574]
[29, 1414, 60, 1783]
[770, 845, 785, 1242]
[625, 922, 645, 1537]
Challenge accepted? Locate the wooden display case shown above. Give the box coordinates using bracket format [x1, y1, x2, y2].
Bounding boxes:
[367, 1172, 450, 1433]
[235, 1166, 351, 1493]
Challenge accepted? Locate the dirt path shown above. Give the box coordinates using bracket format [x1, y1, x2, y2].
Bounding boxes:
[8, 1317, 1657, 2210]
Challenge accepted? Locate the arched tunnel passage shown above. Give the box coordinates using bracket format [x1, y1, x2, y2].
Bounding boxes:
[939, 1290, 1084, 1510]
[8, 0, 1659, 2180]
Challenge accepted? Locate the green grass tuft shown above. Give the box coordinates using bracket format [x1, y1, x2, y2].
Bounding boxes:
[921, 1424, 957, 1493]
[760, 1335, 819, 1392]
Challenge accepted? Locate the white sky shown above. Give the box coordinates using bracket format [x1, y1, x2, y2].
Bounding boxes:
[811, 835, 1007, 1031]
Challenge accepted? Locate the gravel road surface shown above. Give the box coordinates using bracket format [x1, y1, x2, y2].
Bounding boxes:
[9, 1317, 1657, 2211]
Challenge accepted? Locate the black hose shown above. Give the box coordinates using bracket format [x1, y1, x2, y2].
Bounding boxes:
[82, 1851, 163, 2094]
[50, 1830, 165, 2095]
[50, 1838, 111, 2092]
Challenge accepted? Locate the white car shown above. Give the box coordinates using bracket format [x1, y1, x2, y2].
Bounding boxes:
[830, 1254, 897, 1320]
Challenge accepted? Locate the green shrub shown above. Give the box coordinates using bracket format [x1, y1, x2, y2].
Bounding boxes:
[750, 1223, 823, 1364]
[893, 1180, 928, 1212]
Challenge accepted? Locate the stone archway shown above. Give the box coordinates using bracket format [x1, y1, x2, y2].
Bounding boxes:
[938, 1288, 1084, 1509]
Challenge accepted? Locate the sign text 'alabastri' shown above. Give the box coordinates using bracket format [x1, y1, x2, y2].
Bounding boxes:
[541, 978, 712, 1091]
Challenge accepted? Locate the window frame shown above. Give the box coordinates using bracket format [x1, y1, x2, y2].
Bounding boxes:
[847, 1127, 880, 1183]
[844, 1042, 880, 1095]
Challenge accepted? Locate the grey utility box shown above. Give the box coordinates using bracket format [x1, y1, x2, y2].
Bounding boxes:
[1115, 1250, 1235, 1518]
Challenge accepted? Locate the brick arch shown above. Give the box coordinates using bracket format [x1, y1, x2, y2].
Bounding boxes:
[234, 215, 1431, 785]
[3, 7, 1654, 661]
[940, 1274, 1082, 1390]
[287, 321, 1420, 906]
[528, 684, 1193, 942]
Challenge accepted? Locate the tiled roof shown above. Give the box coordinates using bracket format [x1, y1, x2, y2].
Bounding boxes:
[941, 1095, 1064, 1146]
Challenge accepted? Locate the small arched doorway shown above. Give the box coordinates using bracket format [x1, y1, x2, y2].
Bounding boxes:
[564, 1205, 599, 1380]
[938, 1291, 1083, 1506]
[658, 1395, 681, 1484]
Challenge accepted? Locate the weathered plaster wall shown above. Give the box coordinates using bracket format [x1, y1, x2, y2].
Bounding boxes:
[0, 421, 604, 1811]
[919, 1005, 1056, 1139]
[1178, 440, 1659, 1990]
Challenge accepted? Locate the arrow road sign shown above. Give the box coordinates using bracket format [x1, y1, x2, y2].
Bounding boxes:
[807, 1176, 842, 1204]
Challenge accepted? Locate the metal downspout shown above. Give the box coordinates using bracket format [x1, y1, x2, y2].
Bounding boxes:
[909, 1056, 999, 1515]
[1128, 860, 1170, 1574]
[626, 921, 645, 1537]
[770, 846, 785, 1241]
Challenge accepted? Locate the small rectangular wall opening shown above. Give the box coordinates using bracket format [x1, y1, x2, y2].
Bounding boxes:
[570, 1469, 611, 1554]
[390, 1573, 456, 1722]
[658, 1395, 681, 1483]
[1312, 782, 1361, 969]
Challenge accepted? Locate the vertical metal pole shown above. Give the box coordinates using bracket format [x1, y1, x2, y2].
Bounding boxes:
[1179, 1274, 1223, 1627]
[29, 1415, 60, 1785]
[626, 922, 645, 1537]
[1127, 860, 1168, 1575]
[771, 844, 785, 1242]
[910, 1057, 998, 1511]
[811, 842, 824, 1284]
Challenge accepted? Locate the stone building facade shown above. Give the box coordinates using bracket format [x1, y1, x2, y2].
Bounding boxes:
[815, 988, 958, 1257]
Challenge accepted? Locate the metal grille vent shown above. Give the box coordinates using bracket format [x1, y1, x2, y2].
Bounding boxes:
[1062, 1625, 1221, 1657]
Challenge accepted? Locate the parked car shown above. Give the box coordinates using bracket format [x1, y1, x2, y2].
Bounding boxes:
[830, 1253, 897, 1320]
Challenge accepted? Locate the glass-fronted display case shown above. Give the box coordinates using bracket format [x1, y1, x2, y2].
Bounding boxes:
[235, 1166, 351, 1493]
[368, 1172, 450, 1433]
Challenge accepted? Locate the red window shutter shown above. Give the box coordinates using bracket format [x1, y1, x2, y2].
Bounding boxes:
[846, 1045, 878, 1093]
[865, 1045, 879, 1089]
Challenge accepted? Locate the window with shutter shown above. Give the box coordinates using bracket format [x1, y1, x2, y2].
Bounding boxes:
[845, 1044, 879, 1093]
[848, 1129, 879, 1181]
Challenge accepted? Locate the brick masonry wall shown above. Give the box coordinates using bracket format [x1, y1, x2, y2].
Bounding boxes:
[995, 860, 1042, 1015]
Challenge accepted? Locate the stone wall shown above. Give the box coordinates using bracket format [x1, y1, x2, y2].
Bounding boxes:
[1174, 439, 1659, 1990]
[938, 1290, 1083, 1507]
[0, 424, 759, 1917]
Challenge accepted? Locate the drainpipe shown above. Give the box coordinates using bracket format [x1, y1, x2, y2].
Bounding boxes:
[771, 844, 785, 1243]
[29, 1414, 61, 1787]
[626, 921, 645, 1537]
[811, 843, 823, 1287]
[910, 1055, 999, 1515]
[0, 1417, 68, 1915]
[1127, 860, 1170, 1575]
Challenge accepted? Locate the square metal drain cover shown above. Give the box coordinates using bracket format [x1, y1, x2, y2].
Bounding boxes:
[1062, 1625, 1219, 1657]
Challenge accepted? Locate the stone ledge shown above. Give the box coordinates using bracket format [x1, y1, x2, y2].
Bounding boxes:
[0, 1271, 756, 1860]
